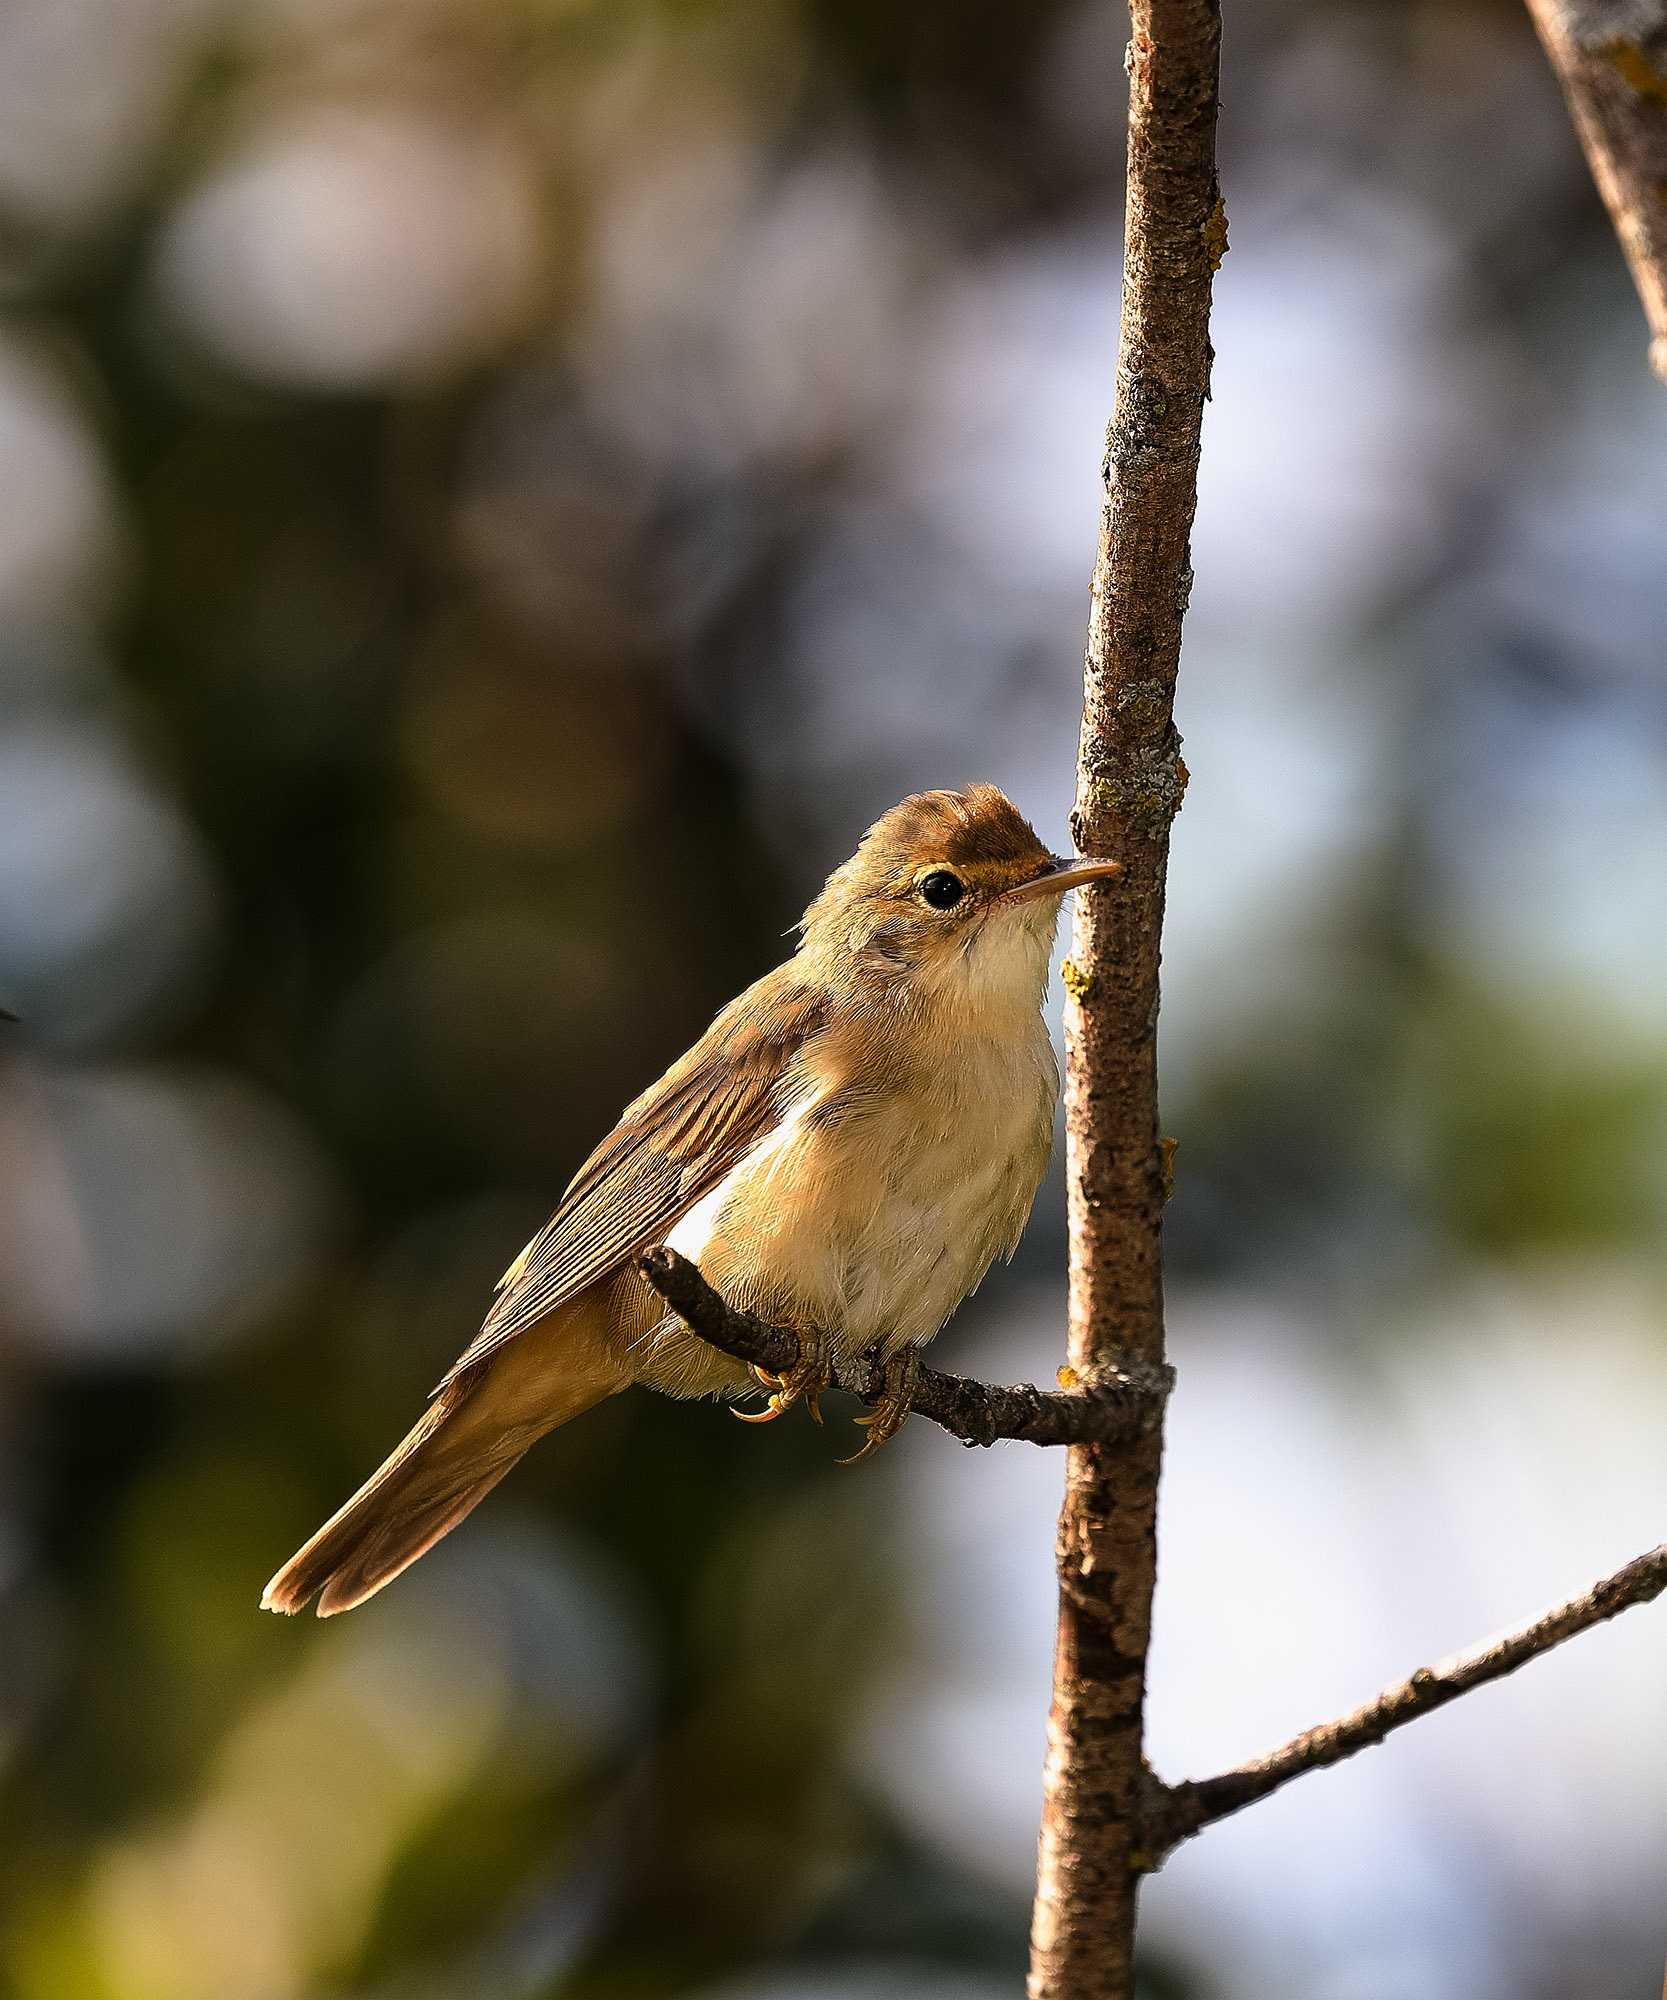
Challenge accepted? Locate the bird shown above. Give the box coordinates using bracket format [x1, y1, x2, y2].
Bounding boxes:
[263, 785, 1118, 1617]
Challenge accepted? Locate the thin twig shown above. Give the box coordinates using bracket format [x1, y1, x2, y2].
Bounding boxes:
[635, 1247, 1171, 1449]
[1525, 0, 1667, 380]
[1143, 1540, 1667, 1860]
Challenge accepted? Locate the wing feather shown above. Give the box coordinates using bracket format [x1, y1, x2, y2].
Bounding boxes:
[440, 970, 826, 1387]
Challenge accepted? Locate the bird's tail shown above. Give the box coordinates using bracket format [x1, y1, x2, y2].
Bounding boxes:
[262, 1286, 637, 1617]
[259, 1382, 519, 1618]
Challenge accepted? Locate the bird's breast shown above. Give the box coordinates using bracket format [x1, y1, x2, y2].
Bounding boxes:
[668, 1015, 1058, 1358]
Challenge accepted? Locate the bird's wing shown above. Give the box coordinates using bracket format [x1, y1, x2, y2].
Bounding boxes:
[440, 971, 827, 1387]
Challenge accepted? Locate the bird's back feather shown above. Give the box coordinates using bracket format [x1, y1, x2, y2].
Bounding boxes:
[446, 972, 828, 1383]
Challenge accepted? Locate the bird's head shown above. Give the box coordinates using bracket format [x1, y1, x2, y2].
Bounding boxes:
[798, 785, 1119, 1018]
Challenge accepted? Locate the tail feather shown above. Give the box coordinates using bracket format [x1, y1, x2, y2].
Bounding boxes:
[313, 1466, 515, 1617]
[262, 1384, 523, 1618]
[263, 1279, 643, 1616]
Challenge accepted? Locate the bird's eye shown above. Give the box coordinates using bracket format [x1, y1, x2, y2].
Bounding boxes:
[918, 870, 966, 910]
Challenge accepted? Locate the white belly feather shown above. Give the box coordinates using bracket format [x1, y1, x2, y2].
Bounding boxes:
[668, 1021, 1058, 1362]
[663, 1096, 816, 1269]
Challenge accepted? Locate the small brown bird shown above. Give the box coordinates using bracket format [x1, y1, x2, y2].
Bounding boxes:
[263, 785, 1117, 1616]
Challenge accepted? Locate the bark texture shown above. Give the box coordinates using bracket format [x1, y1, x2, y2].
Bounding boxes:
[1028, 7, 1222, 1997]
[1525, 0, 1667, 379]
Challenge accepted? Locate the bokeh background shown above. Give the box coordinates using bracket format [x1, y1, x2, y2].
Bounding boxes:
[1, 0, 1665, 1995]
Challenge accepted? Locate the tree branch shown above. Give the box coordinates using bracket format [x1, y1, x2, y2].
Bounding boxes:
[635, 1247, 1171, 1449]
[1525, 0, 1667, 381]
[1029, 7, 1222, 1998]
[1143, 1539, 1667, 1861]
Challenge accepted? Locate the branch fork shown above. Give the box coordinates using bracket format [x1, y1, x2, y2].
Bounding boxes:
[641, 1249, 1667, 1891]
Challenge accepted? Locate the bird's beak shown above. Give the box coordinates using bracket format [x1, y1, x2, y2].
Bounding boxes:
[1003, 854, 1122, 903]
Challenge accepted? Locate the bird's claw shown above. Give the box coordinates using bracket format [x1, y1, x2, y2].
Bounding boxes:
[732, 1337, 829, 1426]
[839, 1347, 920, 1464]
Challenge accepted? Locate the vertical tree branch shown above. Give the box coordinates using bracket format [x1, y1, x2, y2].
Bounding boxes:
[1525, 0, 1667, 380]
[1028, 8, 1221, 1998]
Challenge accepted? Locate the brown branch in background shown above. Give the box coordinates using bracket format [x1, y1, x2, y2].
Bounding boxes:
[1143, 1539, 1667, 1859]
[1525, 0, 1667, 380]
[635, 1247, 1172, 1449]
[1029, 6, 1222, 1999]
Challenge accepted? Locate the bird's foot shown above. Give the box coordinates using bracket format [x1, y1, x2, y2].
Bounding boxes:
[839, 1346, 920, 1464]
[732, 1334, 830, 1426]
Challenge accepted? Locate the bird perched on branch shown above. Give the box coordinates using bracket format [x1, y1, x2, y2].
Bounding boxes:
[264, 785, 1118, 1616]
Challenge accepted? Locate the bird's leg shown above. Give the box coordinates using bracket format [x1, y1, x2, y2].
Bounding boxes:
[732, 1331, 831, 1426]
[839, 1345, 921, 1464]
